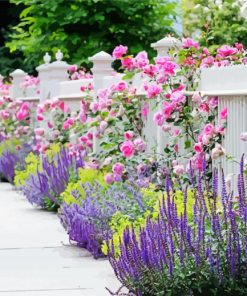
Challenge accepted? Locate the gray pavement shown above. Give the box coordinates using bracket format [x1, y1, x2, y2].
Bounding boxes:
[0, 182, 121, 296]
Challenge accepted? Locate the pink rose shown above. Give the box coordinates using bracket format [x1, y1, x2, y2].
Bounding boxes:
[120, 141, 135, 158]
[104, 173, 114, 184]
[112, 45, 128, 59]
[203, 123, 215, 136]
[134, 138, 146, 152]
[115, 81, 127, 92]
[114, 174, 122, 182]
[211, 144, 225, 160]
[192, 93, 202, 103]
[87, 132, 93, 140]
[112, 162, 124, 175]
[63, 121, 70, 130]
[16, 102, 30, 121]
[220, 107, 228, 120]
[80, 135, 88, 143]
[146, 84, 162, 99]
[86, 140, 93, 148]
[0, 110, 10, 120]
[202, 134, 211, 145]
[173, 164, 185, 176]
[134, 51, 149, 69]
[182, 38, 200, 50]
[90, 102, 99, 113]
[68, 65, 78, 73]
[217, 45, 238, 58]
[203, 48, 210, 55]
[124, 131, 134, 140]
[34, 128, 45, 136]
[163, 102, 173, 119]
[162, 125, 171, 132]
[121, 57, 134, 70]
[141, 103, 149, 120]
[143, 64, 158, 77]
[153, 112, 164, 126]
[194, 143, 203, 153]
[47, 121, 53, 129]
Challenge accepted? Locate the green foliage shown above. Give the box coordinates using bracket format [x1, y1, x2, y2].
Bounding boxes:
[0, 139, 20, 157]
[14, 152, 40, 187]
[0, 2, 28, 76]
[14, 143, 61, 188]
[61, 167, 106, 204]
[6, 0, 176, 72]
[182, 0, 247, 47]
[104, 188, 221, 256]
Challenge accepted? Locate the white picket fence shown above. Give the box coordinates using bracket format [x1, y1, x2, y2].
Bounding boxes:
[1, 36, 247, 184]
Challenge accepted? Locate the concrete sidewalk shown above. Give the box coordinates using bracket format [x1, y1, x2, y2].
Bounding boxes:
[0, 182, 120, 296]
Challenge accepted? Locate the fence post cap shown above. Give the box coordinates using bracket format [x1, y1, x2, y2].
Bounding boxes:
[36, 53, 51, 72]
[10, 69, 27, 77]
[49, 49, 68, 69]
[151, 36, 181, 49]
[44, 52, 51, 64]
[55, 49, 63, 61]
[89, 51, 114, 62]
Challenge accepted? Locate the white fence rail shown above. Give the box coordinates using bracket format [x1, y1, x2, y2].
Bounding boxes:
[1, 36, 247, 183]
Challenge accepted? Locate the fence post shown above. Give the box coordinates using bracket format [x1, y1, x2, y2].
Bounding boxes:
[151, 36, 181, 155]
[89, 51, 114, 153]
[10, 69, 27, 99]
[151, 36, 181, 57]
[48, 50, 69, 99]
[89, 51, 114, 96]
[36, 52, 51, 103]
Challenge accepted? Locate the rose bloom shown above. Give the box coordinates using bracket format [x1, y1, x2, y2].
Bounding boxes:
[211, 144, 225, 160]
[37, 114, 44, 121]
[134, 138, 146, 152]
[217, 45, 238, 58]
[153, 112, 164, 126]
[141, 103, 149, 120]
[112, 162, 124, 175]
[68, 65, 78, 73]
[194, 142, 203, 153]
[120, 140, 135, 158]
[115, 81, 127, 92]
[202, 134, 211, 145]
[104, 173, 114, 184]
[192, 92, 202, 103]
[162, 125, 171, 132]
[220, 107, 228, 120]
[203, 123, 215, 136]
[163, 102, 173, 119]
[173, 164, 185, 176]
[124, 131, 134, 140]
[34, 128, 45, 136]
[182, 38, 200, 50]
[121, 57, 134, 70]
[146, 84, 162, 99]
[112, 45, 128, 59]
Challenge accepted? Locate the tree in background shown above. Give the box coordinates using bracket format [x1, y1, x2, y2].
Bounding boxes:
[0, 1, 27, 76]
[182, 0, 247, 48]
[5, 0, 177, 73]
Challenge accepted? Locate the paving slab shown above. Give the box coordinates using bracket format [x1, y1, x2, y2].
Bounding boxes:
[0, 182, 121, 296]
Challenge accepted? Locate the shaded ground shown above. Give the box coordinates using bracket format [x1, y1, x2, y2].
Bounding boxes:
[0, 183, 120, 296]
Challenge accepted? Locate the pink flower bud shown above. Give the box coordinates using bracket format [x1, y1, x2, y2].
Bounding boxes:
[112, 162, 124, 175]
[124, 131, 134, 140]
[104, 173, 114, 184]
